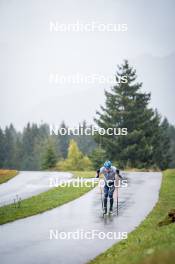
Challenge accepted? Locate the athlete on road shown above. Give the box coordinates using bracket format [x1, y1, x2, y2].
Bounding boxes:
[96, 161, 123, 215]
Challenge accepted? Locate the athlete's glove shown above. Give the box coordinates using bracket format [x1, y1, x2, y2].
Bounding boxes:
[96, 169, 100, 178]
[117, 169, 123, 179]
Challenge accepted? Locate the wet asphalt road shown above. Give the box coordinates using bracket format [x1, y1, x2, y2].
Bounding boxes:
[0, 171, 72, 206]
[0, 172, 162, 264]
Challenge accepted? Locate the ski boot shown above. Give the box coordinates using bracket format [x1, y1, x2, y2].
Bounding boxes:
[103, 207, 107, 215]
[109, 197, 113, 214]
[109, 208, 113, 214]
[103, 197, 108, 215]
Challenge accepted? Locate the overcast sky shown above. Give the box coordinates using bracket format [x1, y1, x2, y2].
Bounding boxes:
[0, 0, 175, 130]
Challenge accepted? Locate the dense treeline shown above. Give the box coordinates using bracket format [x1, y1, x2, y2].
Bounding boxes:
[0, 122, 96, 170]
[0, 61, 174, 171]
[0, 118, 174, 171]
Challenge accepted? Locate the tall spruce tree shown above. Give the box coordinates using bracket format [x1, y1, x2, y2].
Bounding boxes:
[94, 60, 164, 169]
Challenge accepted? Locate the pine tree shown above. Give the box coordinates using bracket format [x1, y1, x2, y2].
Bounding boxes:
[4, 124, 17, 168]
[58, 121, 70, 158]
[90, 147, 106, 169]
[21, 123, 50, 170]
[21, 123, 36, 170]
[41, 140, 57, 170]
[167, 124, 175, 168]
[94, 60, 163, 169]
[71, 121, 97, 155]
[13, 136, 23, 170]
[153, 118, 171, 169]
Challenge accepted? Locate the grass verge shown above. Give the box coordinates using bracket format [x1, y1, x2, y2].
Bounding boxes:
[0, 169, 18, 184]
[0, 171, 96, 225]
[71, 171, 95, 178]
[89, 169, 175, 264]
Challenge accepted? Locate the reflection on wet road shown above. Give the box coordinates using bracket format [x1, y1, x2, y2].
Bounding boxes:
[0, 172, 162, 264]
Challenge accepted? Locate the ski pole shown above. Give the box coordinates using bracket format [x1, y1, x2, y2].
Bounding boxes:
[116, 177, 119, 215]
[99, 180, 104, 212]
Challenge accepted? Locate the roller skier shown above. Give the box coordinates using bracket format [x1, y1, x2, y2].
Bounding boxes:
[96, 160, 123, 215]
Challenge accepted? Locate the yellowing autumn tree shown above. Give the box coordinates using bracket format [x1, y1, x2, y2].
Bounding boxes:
[57, 139, 92, 171]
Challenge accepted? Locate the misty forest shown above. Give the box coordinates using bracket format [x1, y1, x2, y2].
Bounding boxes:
[1, 61, 175, 171]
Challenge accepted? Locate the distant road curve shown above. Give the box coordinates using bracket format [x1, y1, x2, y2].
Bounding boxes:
[0, 171, 72, 206]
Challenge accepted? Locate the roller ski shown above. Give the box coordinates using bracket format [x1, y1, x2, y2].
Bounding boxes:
[109, 208, 113, 215]
[103, 207, 108, 217]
